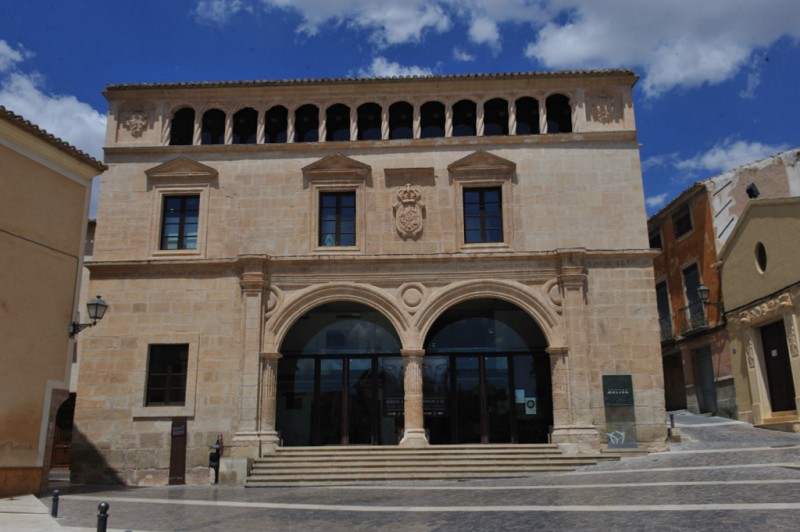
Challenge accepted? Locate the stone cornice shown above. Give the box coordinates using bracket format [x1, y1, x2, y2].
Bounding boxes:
[103, 130, 639, 160]
[87, 249, 655, 278]
[733, 292, 794, 326]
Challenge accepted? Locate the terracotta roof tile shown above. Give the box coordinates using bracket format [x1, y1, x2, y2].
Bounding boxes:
[0, 106, 106, 173]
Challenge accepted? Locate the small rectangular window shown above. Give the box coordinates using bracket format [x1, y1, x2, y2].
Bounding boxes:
[463, 187, 503, 244]
[160, 195, 199, 250]
[146, 344, 189, 406]
[672, 205, 693, 239]
[649, 229, 662, 249]
[319, 191, 356, 247]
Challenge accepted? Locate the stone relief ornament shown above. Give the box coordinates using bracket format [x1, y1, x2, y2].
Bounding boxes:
[393, 184, 425, 239]
[122, 112, 148, 137]
[787, 316, 799, 358]
[746, 339, 756, 369]
[588, 93, 622, 124]
[738, 293, 793, 325]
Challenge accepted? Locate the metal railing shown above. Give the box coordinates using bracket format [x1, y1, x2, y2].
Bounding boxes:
[676, 300, 707, 334]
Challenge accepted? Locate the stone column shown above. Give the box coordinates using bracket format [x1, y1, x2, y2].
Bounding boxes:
[319, 105, 327, 142]
[350, 106, 358, 141]
[193, 113, 201, 145]
[381, 105, 390, 140]
[539, 98, 547, 135]
[286, 106, 295, 143]
[508, 98, 517, 135]
[224, 113, 233, 144]
[399, 349, 428, 447]
[257, 352, 282, 453]
[550, 252, 600, 453]
[413, 105, 421, 139]
[445, 103, 453, 137]
[476, 100, 485, 136]
[256, 109, 266, 144]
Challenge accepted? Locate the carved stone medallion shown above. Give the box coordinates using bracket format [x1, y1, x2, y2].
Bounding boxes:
[587, 93, 622, 124]
[393, 184, 425, 239]
[123, 112, 148, 137]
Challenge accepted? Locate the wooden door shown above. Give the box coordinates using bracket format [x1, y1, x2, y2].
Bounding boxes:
[761, 320, 796, 412]
[169, 418, 186, 485]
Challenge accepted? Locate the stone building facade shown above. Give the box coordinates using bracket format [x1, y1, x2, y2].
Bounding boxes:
[648, 148, 800, 422]
[720, 197, 800, 430]
[74, 70, 666, 486]
[0, 106, 104, 496]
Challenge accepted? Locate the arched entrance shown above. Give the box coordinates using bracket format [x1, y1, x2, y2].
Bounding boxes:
[276, 302, 404, 446]
[423, 298, 552, 444]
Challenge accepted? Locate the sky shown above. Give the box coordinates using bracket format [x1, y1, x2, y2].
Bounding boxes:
[1, 0, 799, 217]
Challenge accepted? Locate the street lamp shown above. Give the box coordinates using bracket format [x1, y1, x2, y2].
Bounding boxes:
[69, 295, 108, 338]
[697, 284, 724, 309]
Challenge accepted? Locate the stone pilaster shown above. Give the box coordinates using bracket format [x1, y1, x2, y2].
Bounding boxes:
[257, 351, 281, 454]
[550, 251, 600, 452]
[229, 256, 268, 460]
[399, 349, 428, 447]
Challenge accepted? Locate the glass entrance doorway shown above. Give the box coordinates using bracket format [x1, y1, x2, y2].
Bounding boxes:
[276, 303, 404, 446]
[424, 299, 552, 444]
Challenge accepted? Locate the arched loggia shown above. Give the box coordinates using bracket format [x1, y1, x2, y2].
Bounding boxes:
[422, 298, 553, 444]
[275, 302, 405, 446]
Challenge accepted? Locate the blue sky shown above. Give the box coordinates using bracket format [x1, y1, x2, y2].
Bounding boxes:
[1, 0, 799, 217]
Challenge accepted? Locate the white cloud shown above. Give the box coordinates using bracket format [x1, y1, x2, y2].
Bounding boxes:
[468, 17, 500, 49]
[196, 1, 800, 98]
[524, 0, 800, 98]
[261, 0, 451, 46]
[194, 0, 250, 26]
[0, 39, 106, 215]
[452, 47, 474, 62]
[645, 193, 668, 209]
[358, 57, 434, 78]
[0, 40, 31, 72]
[675, 139, 790, 174]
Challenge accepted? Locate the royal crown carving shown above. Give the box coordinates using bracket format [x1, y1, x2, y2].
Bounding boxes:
[393, 184, 425, 239]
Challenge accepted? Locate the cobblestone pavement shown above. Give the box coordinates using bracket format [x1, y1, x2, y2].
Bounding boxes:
[44, 412, 800, 531]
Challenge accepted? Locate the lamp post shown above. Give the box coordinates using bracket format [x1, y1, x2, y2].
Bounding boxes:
[69, 295, 108, 337]
[696, 284, 723, 309]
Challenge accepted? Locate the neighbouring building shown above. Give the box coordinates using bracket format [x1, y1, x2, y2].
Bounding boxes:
[648, 147, 800, 422]
[0, 107, 105, 496]
[720, 197, 800, 430]
[75, 70, 667, 486]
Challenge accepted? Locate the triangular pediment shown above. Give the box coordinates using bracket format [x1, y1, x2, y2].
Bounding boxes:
[145, 156, 218, 180]
[447, 151, 516, 178]
[302, 153, 372, 181]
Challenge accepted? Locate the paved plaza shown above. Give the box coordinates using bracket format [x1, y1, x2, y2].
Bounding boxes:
[21, 412, 800, 531]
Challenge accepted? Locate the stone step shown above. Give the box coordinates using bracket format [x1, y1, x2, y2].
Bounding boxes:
[245, 445, 615, 486]
[245, 467, 575, 486]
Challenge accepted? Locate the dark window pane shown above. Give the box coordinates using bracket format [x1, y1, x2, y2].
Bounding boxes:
[146, 344, 189, 406]
[463, 187, 503, 244]
[160, 195, 200, 250]
[319, 191, 357, 247]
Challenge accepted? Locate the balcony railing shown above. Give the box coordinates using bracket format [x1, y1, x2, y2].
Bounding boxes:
[676, 300, 707, 335]
[658, 316, 673, 341]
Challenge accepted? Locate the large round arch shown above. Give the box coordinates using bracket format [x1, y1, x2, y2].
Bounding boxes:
[421, 297, 553, 444]
[275, 301, 406, 447]
[413, 279, 565, 350]
[264, 282, 413, 353]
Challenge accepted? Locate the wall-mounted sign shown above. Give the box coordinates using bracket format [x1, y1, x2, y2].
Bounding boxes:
[603, 375, 634, 406]
[524, 397, 537, 415]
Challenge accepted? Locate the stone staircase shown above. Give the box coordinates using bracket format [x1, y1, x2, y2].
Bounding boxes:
[245, 444, 618, 486]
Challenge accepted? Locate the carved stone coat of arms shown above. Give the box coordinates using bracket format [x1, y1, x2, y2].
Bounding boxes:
[393, 184, 425, 239]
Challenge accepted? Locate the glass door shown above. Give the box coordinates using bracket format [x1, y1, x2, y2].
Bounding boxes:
[348, 358, 374, 444]
[485, 356, 512, 443]
[455, 356, 481, 443]
[317, 358, 343, 445]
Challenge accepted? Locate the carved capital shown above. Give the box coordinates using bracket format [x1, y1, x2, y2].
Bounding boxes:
[238, 256, 268, 293]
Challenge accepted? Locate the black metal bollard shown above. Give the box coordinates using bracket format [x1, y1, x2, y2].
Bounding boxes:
[51, 489, 59, 518]
[669, 414, 675, 428]
[96, 502, 109, 532]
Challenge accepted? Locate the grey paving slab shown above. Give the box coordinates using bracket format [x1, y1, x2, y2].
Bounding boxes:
[40, 413, 800, 531]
